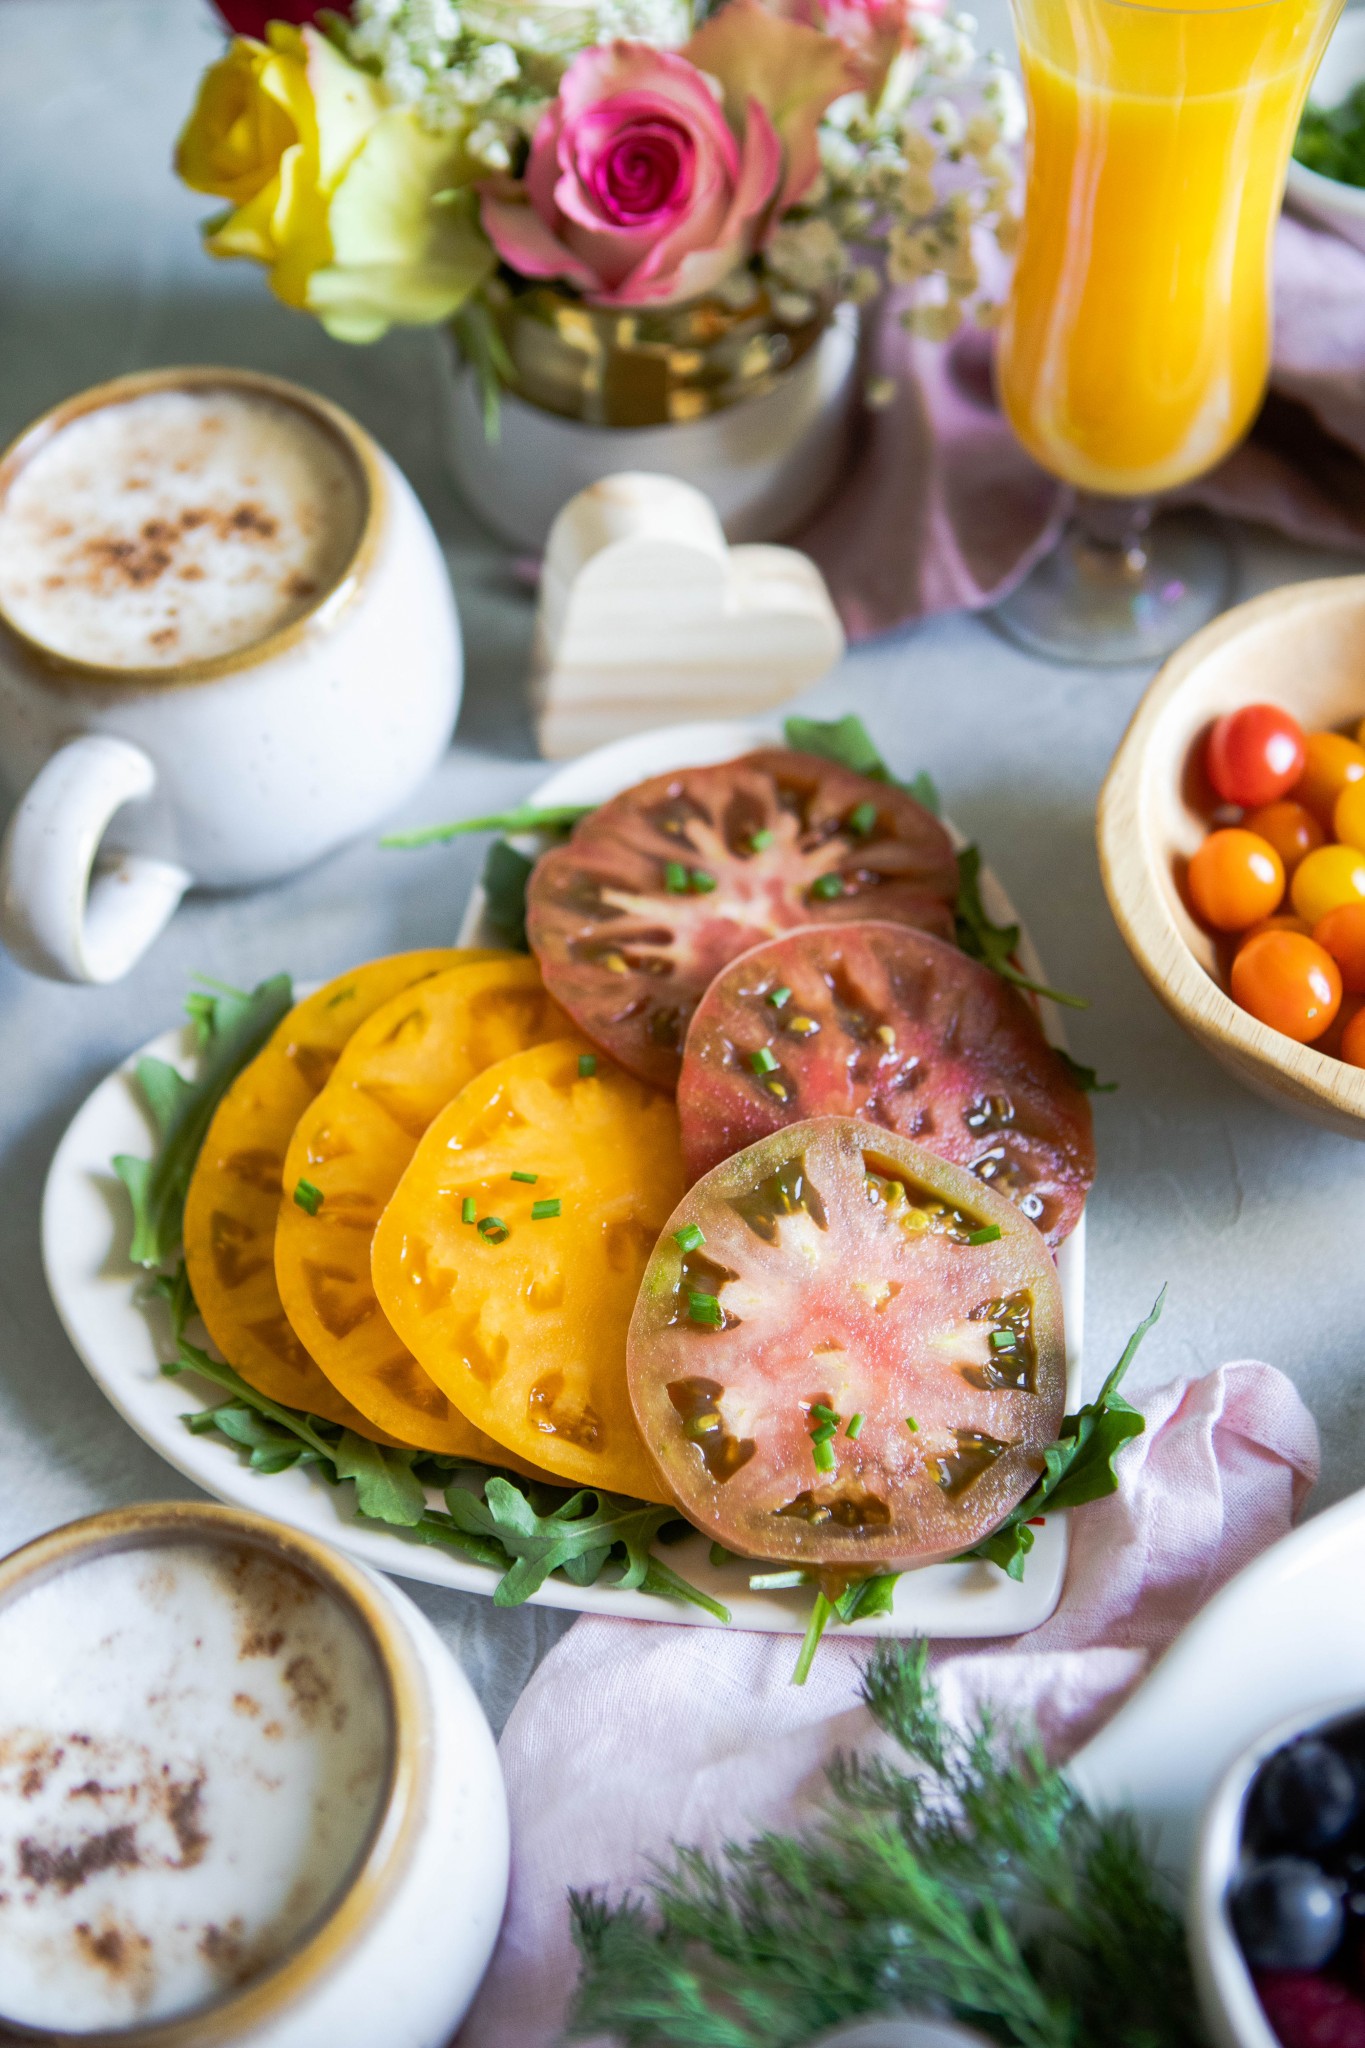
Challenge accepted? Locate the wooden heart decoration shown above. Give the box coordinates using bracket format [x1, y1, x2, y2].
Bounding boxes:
[530, 472, 846, 760]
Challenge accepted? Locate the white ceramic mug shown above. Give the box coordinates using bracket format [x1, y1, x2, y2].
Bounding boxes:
[0, 368, 462, 985]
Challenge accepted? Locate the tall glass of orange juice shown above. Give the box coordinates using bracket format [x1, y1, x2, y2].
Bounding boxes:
[993, 0, 1342, 662]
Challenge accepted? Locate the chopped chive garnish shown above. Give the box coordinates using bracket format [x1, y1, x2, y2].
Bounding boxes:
[478, 1215, 510, 1243]
[578, 1053, 597, 1077]
[749, 1570, 807, 1591]
[750, 1047, 779, 1074]
[664, 859, 688, 892]
[846, 1412, 865, 1439]
[511, 1170, 539, 1184]
[812, 1436, 836, 1473]
[811, 1421, 838, 1445]
[674, 1222, 706, 1252]
[989, 1329, 1017, 1350]
[767, 986, 792, 1009]
[690, 869, 717, 893]
[531, 1198, 562, 1220]
[848, 800, 878, 837]
[810, 1402, 839, 1423]
[966, 1224, 1002, 1245]
[749, 829, 775, 851]
[293, 1178, 323, 1216]
[688, 1291, 724, 1327]
[461, 1196, 476, 1224]
[905, 1415, 919, 1433]
[810, 873, 844, 901]
[709, 1540, 732, 1568]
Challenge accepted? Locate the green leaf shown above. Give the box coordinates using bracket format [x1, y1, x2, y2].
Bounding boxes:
[452, 294, 517, 441]
[381, 802, 594, 849]
[1054, 1048, 1118, 1095]
[783, 712, 893, 780]
[904, 769, 942, 816]
[481, 838, 535, 952]
[114, 974, 293, 1268]
[957, 1287, 1164, 1573]
[954, 845, 1087, 1012]
[329, 1432, 428, 1527]
[444, 1477, 683, 1608]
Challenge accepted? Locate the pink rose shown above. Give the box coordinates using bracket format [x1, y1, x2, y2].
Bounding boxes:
[482, 43, 782, 309]
[765, 0, 945, 97]
[482, 9, 854, 310]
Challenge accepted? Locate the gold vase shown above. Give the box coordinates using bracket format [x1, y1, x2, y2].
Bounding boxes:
[483, 276, 831, 429]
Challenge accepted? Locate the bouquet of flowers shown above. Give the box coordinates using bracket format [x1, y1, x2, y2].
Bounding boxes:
[181, 0, 1022, 423]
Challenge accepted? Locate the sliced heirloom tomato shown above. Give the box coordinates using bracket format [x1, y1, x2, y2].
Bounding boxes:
[628, 1119, 1066, 1570]
[678, 921, 1093, 1248]
[184, 949, 483, 1437]
[526, 748, 959, 1089]
[275, 956, 566, 1468]
[372, 1038, 684, 1502]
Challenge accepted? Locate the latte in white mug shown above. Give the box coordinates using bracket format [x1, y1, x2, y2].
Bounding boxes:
[0, 387, 366, 669]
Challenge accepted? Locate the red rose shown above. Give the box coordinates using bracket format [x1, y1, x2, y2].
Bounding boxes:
[212, 1, 349, 36]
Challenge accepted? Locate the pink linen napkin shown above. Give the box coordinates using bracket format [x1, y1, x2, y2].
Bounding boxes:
[802, 213, 1365, 641]
[460, 1361, 1320, 2047]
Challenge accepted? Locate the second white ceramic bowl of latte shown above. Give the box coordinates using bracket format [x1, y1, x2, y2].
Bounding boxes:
[0, 367, 462, 984]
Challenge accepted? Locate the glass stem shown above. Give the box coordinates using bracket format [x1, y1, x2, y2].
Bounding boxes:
[1072, 492, 1154, 582]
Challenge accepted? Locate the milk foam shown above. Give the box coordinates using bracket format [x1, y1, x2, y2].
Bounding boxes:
[0, 388, 366, 668]
[0, 1541, 391, 2033]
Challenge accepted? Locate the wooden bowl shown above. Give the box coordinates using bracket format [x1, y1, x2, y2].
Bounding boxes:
[1097, 575, 1365, 1138]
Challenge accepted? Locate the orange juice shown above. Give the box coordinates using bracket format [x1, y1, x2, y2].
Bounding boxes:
[999, 0, 1342, 497]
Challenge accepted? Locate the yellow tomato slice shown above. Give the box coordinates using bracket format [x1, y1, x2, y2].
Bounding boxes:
[184, 950, 481, 1437]
[372, 1037, 684, 1501]
[275, 957, 568, 1463]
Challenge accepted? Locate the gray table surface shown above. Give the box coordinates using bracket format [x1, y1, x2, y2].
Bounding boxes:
[2, 0, 1363, 1733]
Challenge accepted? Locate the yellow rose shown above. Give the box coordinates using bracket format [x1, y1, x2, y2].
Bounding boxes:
[175, 27, 491, 338]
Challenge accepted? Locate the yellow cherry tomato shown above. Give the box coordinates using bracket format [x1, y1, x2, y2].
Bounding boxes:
[1186, 829, 1285, 932]
[1296, 731, 1365, 828]
[1341, 1005, 1365, 1069]
[1335, 778, 1365, 854]
[1291, 843, 1365, 926]
[1231, 931, 1342, 1043]
[1242, 801, 1325, 875]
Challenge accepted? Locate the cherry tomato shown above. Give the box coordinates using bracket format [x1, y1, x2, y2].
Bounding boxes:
[1341, 1006, 1365, 1070]
[1296, 732, 1365, 828]
[1291, 844, 1365, 925]
[1237, 915, 1311, 952]
[677, 922, 1094, 1247]
[1315, 993, 1362, 1061]
[1231, 931, 1342, 1043]
[627, 1118, 1066, 1569]
[1187, 829, 1285, 931]
[1313, 903, 1365, 995]
[1242, 801, 1325, 875]
[1205, 704, 1306, 808]
[1335, 779, 1365, 853]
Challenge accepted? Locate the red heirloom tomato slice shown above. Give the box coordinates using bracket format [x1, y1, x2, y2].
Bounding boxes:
[677, 921, 1093, 1248]
[525, 749, 959, 1089]
[627, 1118, 1067, 1570]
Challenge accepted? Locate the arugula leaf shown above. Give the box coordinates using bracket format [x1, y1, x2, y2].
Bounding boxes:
[381, 802, 594, 849]
[1055, 1048, 1118, 1095]
[904, 769, 942, 816]
[784, 712, 894, 781]
[955, 845, 1087, 1012]
[482, 839, 535, 951]
[114, 975, 293, 1268]
[957, 1288, 1164, 1578]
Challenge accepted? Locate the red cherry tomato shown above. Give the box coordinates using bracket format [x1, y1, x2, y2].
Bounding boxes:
[1231, 931, 1342, 1043]
[1205, 704, 1306, 809]
[1313, 903, 1365, 995]
[1241, 801, 1325, 875]
[1187, 829, 1285, 932]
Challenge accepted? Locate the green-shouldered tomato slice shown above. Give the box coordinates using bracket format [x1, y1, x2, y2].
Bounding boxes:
[677, 921, 1093, 1248]
[526, 749, 959, 1089]
[627, 1118, 1066, 1570]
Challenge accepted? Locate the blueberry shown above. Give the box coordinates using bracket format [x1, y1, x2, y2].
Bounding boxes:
[1256, 1739, 1360, 1850]
[1231, 1855, 1346, 1970]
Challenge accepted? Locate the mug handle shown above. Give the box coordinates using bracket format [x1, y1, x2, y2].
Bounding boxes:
[0, 734, 192, 984]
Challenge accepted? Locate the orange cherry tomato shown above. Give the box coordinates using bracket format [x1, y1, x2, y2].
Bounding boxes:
[1242, 801, 1325, 875]
[1237, 914, 1311, 952]
[1291, 844, 1365, 926]
[1313, 902, 1365, 995]
[1186, 829, 1285, 932]
[1231, 931, 1342, 1043]
[1341, 1005, 1365, 1069]
[1316, 993, 1362, 1061]
[1205, 704, 1306, 808]
[1335, 779, 1365, 854]
[1296, 731, 1365, 828]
